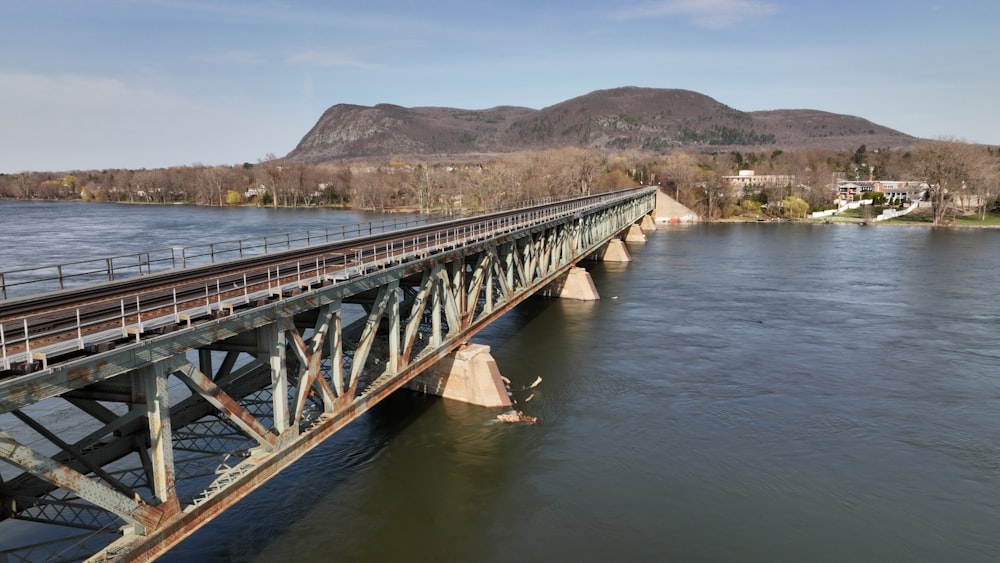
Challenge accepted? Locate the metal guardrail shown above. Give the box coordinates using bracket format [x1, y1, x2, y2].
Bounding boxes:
[0, 194, 601, 302]
[0, 216, 438, 302]
[0, 188, 655, 372]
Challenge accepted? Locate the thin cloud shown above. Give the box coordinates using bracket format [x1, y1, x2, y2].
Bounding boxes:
[128, 0, 405, 32]
[0, 71, 258, 172]
[194, 49, 266, 65]
[286, 49, 380, 69]
[0, 71, 188, 112]
[615, 0, 779, 29]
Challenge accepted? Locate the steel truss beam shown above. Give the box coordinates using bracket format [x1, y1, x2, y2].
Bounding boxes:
[0, 189, 655, 561]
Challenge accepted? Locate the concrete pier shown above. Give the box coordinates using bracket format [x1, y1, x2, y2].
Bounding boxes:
[407, 344, 512, 408]
[624, 224, 647, 242]
[640, 214, 657, 231]
[541, 266, 600, 300]
[599, 239, 632, 262]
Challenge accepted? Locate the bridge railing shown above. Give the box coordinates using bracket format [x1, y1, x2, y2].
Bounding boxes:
[0, 191, 642, 303]
[2, 186, 654, 383]
[0, 216, 437, 302]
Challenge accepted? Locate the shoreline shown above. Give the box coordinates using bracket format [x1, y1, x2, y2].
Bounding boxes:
[4, 197, 999, 229]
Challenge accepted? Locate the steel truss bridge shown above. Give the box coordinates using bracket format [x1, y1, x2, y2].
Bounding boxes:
[0, 188, 656, 561]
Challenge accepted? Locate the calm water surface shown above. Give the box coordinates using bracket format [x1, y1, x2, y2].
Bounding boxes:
[1, 201, 998, 562]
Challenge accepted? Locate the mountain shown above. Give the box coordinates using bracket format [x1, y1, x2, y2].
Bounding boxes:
[287, 87, 915, 162]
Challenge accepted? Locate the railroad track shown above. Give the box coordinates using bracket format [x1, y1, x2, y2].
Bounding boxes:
[0, 194, 613, 374]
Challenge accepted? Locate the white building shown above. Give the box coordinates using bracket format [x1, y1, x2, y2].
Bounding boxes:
[836, 179, 928, 203]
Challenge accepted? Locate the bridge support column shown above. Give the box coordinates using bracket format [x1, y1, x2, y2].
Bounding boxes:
[541, 266, 600, 300]
[599, 239, 631, 262]
[407, 344, 512, 408]
[640, 214, 657, 231]
[625, 224, 647, 242]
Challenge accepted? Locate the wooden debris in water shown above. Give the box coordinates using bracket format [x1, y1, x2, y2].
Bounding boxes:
[497, 410, 537, 424]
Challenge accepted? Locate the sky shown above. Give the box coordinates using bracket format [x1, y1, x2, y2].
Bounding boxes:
[2, 0, 998, 173]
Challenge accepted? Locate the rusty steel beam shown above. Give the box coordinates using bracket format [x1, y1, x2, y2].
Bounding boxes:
[0, 189, 657, 561]
[0, 430, 163, 534]
[9, 409, 138, 501]
[142, 364, 179, 516]
[174, 361, 277, 450]
[94, 237, 617, 560]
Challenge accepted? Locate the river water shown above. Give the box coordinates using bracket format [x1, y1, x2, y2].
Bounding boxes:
[2, 201, 999, 562]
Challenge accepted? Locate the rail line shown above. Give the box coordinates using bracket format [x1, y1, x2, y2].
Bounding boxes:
[0, 191, 641, 376]
[0, 215, 441, 302]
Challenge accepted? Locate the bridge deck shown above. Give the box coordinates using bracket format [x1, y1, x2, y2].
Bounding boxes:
[0, 188, 655, 561]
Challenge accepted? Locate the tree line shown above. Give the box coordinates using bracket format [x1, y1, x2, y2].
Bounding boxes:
[638, 139, 1000, 224]
[1, 141, 997, 225]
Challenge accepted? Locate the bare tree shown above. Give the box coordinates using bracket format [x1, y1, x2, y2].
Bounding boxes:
[306, 164, 351, 206]
[544, 147, 603, 195]
[12, 172, 38, 199]
[651, 153, 699, 206]
[192, 164, 235, 206]
[697, 168, 725, 220]
[350, 167, 397, 211]
[256, 154, 282, 208]
[490, 153, 534, 203]
[436, 165, 464, 213]
[463, 164, 494, 210]
[911, 139, 989, 225]
[125, 169, 159, 203]
[279, 161, 305, 206]
[966, 152, 999, 220]
[408, 163, 433, 211]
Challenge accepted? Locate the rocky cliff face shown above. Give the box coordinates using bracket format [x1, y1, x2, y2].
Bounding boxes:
[287, 87, 915, 162]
